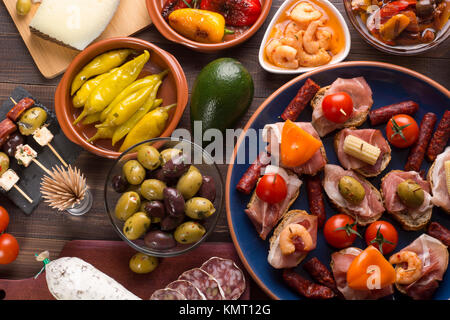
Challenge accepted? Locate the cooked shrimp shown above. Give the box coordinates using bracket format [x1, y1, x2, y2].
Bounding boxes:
[281, 35, 302, 58]
[271, 45, 299, 69]
[289, 2, 322, 28]
[316, 27, 333, 51]
[284, 21, 301, 37]
[302, 21, 333, 54]
[279, 223, 313, 255]
[265, 39, 283, 63]
[297, 31, 331, 67]
[389, 250, 423, 285]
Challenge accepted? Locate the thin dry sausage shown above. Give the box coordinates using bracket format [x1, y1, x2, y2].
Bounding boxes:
[281, 78, 320, 121]
[7, 97, 34, 122]
[236, 152, 271, 194]
[426, 110, 450, 162]
[427, 222, 450, 247]
[282, 268, 335, 299]
[305, 175, 326, 228]
[369, 101, 418, 126]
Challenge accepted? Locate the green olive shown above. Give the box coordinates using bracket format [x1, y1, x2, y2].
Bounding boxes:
[18, 107, 47, 136]
[160, 148, 182, 164]
[115, 191, 141, 221]
[176, 166, 203, 199]
[397, 179, 425, 208]
[123, 212, 151, 240]
[338, 176, 366, 205]
[137, 145, 161, 170]
[16, 0, 31, 16]
[129, 253, 158, 274]
[141, 179, 166, 201]
[0, 152, 10, 176]
[185, 197, 216, 219]
[122, 160, 146, 185]
[127, 184, 142, 197]
[174, 221, 206, 244]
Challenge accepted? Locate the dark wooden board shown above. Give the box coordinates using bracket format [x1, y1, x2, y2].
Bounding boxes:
[0, 0, 448, 300]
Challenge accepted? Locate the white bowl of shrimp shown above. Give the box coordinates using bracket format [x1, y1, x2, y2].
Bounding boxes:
[259, 0, 351, 74]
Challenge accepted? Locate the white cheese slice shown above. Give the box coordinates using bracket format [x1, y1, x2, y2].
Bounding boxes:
[29, 0, 120, 51]
[33, 127, 54, 146]
[0, 169, 19, 192]
[15, 144, 37, 167]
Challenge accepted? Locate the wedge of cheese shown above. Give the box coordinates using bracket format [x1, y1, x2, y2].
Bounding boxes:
[29, 0, 120, 51]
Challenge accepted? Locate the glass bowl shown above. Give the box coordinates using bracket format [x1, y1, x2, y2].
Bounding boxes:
[343, 0, 450, 55]
[104, 137, 223, 257]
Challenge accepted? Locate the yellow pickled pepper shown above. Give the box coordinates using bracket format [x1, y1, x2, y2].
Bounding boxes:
[72, 68, 118, 108]
[119, 104, 175, 152]
[73, 50, 150, 125]
[71, 49, 132, 95]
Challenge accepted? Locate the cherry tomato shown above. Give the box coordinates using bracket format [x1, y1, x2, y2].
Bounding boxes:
[322, 92, 354, 123]
[386, 114, 419, 148]
[324, 214, 361, 248]
[0, 206, 9, 233]
[255, 173, 287, 204]
[0, 233, 19, 264]
[365, 221, 398, 255]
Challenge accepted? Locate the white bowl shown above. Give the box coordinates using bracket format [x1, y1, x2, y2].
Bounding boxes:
[259, 0, 351, 74]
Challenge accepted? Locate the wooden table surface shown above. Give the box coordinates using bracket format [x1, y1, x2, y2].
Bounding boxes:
[0, 0, 449, 299]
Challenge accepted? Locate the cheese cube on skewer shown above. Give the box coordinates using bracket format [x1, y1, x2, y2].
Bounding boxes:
[33, 127, 54, 146]
[15, 144, 37, 167]
[0, 169, 19, 192]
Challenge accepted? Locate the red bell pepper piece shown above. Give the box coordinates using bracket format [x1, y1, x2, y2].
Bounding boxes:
[200, 0, 262, 27]
[379, 0, 417, 23]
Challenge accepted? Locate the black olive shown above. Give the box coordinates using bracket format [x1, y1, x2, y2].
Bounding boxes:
[416, 0, 435, 17]
[112, 175, 129, 193]
[2, 132, 24, 157]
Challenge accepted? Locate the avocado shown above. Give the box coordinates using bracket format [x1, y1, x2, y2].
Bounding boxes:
[190, 58, 254, 136]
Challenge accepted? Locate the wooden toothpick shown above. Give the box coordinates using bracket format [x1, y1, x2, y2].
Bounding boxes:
[32, 158, 52, 176]
[13, 184, 33, 203]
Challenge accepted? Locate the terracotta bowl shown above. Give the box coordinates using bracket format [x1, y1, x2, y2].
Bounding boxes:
[55, 37, 189, 159]
[146, 0, 273, 52]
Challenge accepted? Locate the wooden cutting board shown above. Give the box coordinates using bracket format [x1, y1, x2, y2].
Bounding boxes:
[3, 0, 152, 79]
[0, 240, 251, 300]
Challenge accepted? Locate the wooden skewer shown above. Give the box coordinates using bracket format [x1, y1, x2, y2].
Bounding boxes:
[32, 158, 52, 176]
[9, 97, 68, 168]
[13, 184, 33, 203]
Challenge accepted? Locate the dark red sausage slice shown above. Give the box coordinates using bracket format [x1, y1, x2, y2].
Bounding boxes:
[303, 257, 341, 297]
[7, 97, 34, 122]
[405, 112, 437, 172]
[369, 101, 419, 126]
[305, 175, 326, 229]
[282, 268, 335, 299]
[0, 119, 17, 147]
[427, 222, 450, 247]
[426, 110, 450, 162]
[281, 78, 320, 121]
[236, 152, 271, 194]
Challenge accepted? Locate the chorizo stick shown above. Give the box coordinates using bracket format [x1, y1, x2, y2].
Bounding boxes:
[404, 112, 437, 172]
[7, 97, 34, 122]
[302, 258, 338, 293]
[305, 175, 326, 228]
[281, 78, 320, 121]
[236, 152, 271, 194]
[369, 101, 419, 126]
[282, 268, 335, 299]
[427, 222, 450, 247]
[0, 119, 17, 147]
[426, 110, 450, 162]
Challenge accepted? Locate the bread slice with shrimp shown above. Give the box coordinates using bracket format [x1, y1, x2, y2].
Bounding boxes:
[267, 210, 318, 269]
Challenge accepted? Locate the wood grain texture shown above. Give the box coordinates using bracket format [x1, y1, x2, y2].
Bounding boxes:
[0, 0, 448, 300]
[2, 0, 152, 79]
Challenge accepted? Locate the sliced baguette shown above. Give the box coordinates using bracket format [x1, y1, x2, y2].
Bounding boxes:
[333, 127, 391, 178]
[381, 170, 433, 230]
[427, 159, 450, 214]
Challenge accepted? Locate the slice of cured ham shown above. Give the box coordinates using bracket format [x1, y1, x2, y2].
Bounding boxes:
[267, 211, 318, 269]
[262, 122, 327, 176]
[331, 247, 394, 300]
[429, 147, 450, 212]
[323, 164, 385, 224]
[394, 234, 449, 300]
[335, 128, 391, 175]
[245, 166, 302, 240]
[381, 170, 433, 220]
[312, 77, 373, 137]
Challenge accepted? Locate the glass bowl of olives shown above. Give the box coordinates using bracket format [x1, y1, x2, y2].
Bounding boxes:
[104, 137, 223, 257]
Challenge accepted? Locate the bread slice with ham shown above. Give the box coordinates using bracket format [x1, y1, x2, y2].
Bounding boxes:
[392, 234, 448, 300]
[334, 128, 391, 177]
[262, 122, 327, 176]
[245, 166, 302, 240]
[330, 247, 394, 300]
[267, 210, 318, 269]
[311, 77, 373, 137]
[428, 147, 450, 213]
[323, 164, 385, 225]
[381, 170, 433, 230]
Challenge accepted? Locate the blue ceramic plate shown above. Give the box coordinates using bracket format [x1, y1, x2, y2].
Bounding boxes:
[226, 62, 450, 300]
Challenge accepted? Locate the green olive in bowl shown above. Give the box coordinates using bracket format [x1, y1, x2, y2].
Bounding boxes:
[177, 166, 203, 199]
[123, 211, 151, 240]
[174, 221, 206, 244]
[115, 191, 141, 221]
[137, 145, 161, 170]
[141, 179, 166, 201]
[185, 197, 216, 219]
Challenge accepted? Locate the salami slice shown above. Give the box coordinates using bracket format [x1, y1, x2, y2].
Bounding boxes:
[166, 280, 206, 300]
[150, 288, 186, 300]
[178, 268, 225, 300]
[200, 257, 246, 300]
